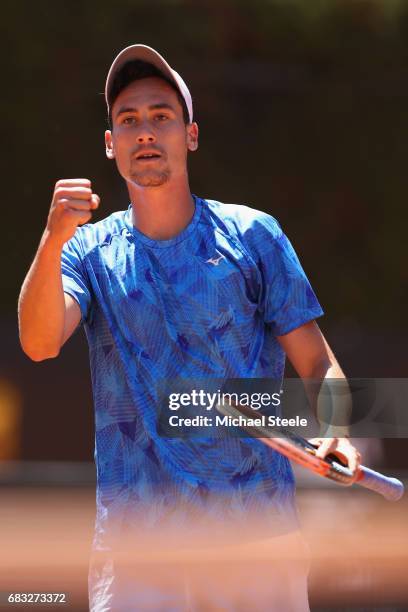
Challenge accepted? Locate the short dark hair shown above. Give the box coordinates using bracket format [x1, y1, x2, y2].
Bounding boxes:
[107, 59, 190, 127]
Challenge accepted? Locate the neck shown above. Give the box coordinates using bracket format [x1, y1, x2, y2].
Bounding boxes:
[127, 178, 195, 241]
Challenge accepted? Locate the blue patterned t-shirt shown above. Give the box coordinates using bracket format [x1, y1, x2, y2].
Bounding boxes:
[61, 195, 323, 549]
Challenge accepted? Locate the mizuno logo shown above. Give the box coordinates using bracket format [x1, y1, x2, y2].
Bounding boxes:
[205, 253, 225, 266]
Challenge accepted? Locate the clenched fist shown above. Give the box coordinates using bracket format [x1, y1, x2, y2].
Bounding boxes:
[46, 179, 100, 246]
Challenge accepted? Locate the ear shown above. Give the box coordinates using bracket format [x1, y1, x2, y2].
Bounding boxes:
[186, 122, 199, 152]
[105, 130, 115, 159]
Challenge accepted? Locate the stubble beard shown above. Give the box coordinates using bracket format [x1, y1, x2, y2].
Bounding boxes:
[129, 162, 171, 187]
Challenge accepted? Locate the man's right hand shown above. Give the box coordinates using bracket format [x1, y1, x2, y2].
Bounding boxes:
[19, 178, 99, 360]
[46, 178, 100, 246]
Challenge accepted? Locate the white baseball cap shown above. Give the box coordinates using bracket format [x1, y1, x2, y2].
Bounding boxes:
[105, 44, 193, 123]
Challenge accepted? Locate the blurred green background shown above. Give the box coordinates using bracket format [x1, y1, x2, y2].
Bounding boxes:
[1, 0, 407, 463]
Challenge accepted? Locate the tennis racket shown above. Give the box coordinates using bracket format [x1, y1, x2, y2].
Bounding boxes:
[216, 401, 404, 502]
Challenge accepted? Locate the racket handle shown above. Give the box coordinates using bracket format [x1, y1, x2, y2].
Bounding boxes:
[358, 466, 404, 501]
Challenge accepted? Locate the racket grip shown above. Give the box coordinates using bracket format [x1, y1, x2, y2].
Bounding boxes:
[358, 466, 404, 501]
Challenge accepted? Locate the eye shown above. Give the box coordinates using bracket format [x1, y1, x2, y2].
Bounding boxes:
[155, 114, 169, 121]
[122, 116, 136, 125]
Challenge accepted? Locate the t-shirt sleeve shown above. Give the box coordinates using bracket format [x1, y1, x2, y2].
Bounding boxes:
[250, 214, 323, 335]
[61, 233, 92, 323]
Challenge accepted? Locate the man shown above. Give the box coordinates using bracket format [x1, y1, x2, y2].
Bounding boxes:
[19, 45, 360, 611]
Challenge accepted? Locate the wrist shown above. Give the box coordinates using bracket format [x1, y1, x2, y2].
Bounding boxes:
[40, 228, 66, 253]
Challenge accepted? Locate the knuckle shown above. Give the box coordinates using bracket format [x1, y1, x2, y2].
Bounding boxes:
[54, 187, 67, 200]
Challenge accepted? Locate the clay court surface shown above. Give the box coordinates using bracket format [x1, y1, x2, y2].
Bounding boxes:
[0, 473, 407, 611]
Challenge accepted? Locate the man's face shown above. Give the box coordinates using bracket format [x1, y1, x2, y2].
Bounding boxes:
[105, 77, 198, 187]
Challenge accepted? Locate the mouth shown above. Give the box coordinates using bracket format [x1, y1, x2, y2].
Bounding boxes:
[134, 151, 162, 162]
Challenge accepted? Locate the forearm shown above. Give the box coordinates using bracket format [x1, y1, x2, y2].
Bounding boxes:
[302, 358, 351, 438]
[316, 368, 352, 438]
[283, 328, 351, 436]
[18, 230, 66, 361]
[277, 312, 359, 470]
[310, 368, 357, 471]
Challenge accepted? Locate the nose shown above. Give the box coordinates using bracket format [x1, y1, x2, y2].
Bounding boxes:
[136, 121, 156, 144]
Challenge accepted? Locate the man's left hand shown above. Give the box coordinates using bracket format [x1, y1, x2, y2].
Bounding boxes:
[307, 437, 362, 481]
